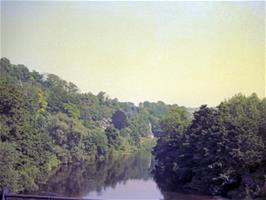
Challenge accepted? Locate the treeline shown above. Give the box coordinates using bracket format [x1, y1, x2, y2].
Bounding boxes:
[0, 57, 182, 192]
[153, 93, 266, 199]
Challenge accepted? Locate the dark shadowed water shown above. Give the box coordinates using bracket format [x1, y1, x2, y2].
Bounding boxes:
[37, 152, 225, 200]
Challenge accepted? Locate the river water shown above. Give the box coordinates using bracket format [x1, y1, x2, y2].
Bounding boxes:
[37, 152, 225, 200]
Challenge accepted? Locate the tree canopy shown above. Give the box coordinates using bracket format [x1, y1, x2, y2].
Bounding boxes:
[153, 94, 266, 199]
[0, 58, 174, 192]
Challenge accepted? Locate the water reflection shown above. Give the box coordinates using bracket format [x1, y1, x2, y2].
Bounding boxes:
[87, 179, 163, 200]
[38, 152, 154, 197]
[37, 152, 223, 200]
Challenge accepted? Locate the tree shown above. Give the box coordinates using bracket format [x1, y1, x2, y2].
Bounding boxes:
[63, 103, 80, 118]
[0, 142, 20, 191]
[0, 81, 56, 192]
[97, 91, 106, 104]
[160, 106, 191, 139]
[48, 113, 87, 162]
[105, 126, 121, 149]
[0, 82, 30, 142]
[112, 110, 128, 130]
[153, 96, 266, 199]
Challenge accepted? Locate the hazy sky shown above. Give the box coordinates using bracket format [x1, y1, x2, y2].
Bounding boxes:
[1, 1, 265, 107]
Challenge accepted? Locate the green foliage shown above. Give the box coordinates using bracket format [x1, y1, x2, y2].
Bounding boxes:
[160, 106, 191, 138]
[0, 81, 57, 192]
[0, 142, 20, 191]
[153, 95, 266, 199]
[140, 101, 174, 137]
[105, 126, 120, 147]
[37, 89, 48, 113]
[0, 58, 173, 192]
[48, 113, 87, 162]
[2, 57, 265, 199]
[111, 110, 128, 129]
[63, 103, 80, 118]
[0, 82, 30, 142]
[128, 108, 150, 140]
[139, 137, 157, 151]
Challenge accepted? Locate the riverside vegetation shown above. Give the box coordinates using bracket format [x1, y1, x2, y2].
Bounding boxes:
[0, 58, 266, 199]
[0, 58, 173, 192]
[153, 94, 266, 199]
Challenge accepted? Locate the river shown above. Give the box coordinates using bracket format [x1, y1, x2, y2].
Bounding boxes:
[37, 151, 225, 200]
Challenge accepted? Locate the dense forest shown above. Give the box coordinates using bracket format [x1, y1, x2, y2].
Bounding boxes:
[0, 57, 183, 192]
[153, 94, 266, 199]
[1, 58, 265, 199]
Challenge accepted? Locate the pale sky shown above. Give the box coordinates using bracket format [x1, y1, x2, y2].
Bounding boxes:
[1, 1, 265, 107]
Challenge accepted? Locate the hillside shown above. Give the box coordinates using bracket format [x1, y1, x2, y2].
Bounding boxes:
[0, 57, 189, 192]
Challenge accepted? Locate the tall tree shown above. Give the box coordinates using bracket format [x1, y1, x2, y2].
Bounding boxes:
[112, 110, 128, 130]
